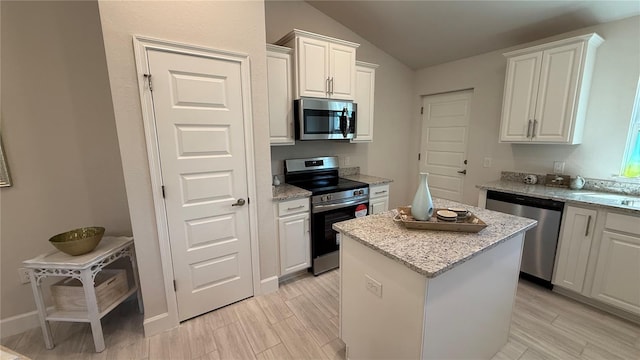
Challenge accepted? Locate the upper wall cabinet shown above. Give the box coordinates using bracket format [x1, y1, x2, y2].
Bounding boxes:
[276, 29, 360, 100]
[267, 44, 295, 146]
[499, 33, 604, 144]
[351, 61, 379, 143]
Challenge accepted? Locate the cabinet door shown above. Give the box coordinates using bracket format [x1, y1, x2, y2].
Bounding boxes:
[267, 47, 294, 145]
[591, 231, 640, 315]
[533, 42, 584, 143]
[351, 63, 376, 143]
[369, 197, 389, 215]
[296, 37, 329, 98]
[499, 52, 542, 142]
[278, 212, 311, 276]
[552, 206, 597, 292]
[328, 43, 356, 100]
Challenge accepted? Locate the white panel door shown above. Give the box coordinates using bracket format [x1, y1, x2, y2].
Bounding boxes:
[297, 37, 329, 98]
[278, 212, 310, 276]
[351, 62, 377, 143]
[266, 46, 294, 145]
[500, 52, 542, 142]
[329, 43, 356, 100]
[147, 49, 253, 321]
[420, 90, 472, 202]
[534, 42, 584, 142]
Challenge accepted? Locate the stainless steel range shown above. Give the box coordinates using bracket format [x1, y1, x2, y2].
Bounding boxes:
[285, 156, 369, 275]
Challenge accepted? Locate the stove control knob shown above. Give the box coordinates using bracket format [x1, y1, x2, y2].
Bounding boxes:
[353, 190, 358, 196]
[359, 190, 364, 195]
[321, 195, 327, 202]
[327, 194, 332, 200]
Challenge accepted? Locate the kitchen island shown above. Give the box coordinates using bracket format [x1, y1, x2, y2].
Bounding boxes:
[333, 198, 537, 360]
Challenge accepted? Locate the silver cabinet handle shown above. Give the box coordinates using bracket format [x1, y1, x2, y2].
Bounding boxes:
[585, 215, 591, 236]
[326, 78, 330, 95]
[527, 120, 532, 138]
[232, 198, 246, 207]
[330, 77, 334, 95]
[532, 119, 538, 139]
[374, 190, 388, 195]
[287, 205, 305, 211]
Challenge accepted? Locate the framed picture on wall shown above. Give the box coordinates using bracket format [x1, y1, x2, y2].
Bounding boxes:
[0, 135, 11, 187]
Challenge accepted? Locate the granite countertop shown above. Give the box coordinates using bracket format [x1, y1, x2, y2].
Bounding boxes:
[479, 180, 640, 214]
[333, 198, 537, 278]
[272, 183, 311, 201]
[341, 173, 393, 185]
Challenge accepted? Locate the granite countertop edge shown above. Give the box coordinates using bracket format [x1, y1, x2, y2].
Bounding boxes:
[333, 198, 537, 278]
[272, 183, 312, 201]
[478, 180, 640, 214]
[341, 173, 393, 185]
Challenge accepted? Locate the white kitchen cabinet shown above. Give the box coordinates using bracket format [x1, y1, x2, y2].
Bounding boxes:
[276, 29, 359, 100]
[500, 33, 603, 144]
[552, 205, 597, 293]
[369, 183, 390, 215]
[590, 212, 640, 315]
[275, 197, 311, 276]
[351, 61, 378, 143]
[266, 44, 295, 146]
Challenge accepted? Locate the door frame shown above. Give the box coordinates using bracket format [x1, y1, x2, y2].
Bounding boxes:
[132, 35, 261, 328]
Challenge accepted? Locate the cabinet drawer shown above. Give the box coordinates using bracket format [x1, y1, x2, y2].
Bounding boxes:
[605, 212, 640, 235]
[369, 184, 390, 199]
[278, 197, 310, 217]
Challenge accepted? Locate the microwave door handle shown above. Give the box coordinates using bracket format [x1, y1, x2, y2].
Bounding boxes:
[340, 108, 348, 138]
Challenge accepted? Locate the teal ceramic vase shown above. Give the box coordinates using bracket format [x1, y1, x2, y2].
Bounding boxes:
[411, 172, 434, 221]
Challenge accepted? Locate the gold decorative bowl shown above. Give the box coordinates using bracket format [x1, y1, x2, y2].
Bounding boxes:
[49, 227, 105, 256]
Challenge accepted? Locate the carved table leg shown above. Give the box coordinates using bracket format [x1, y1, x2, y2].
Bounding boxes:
[29, 270, 54, 349]
[81, 269, 105, 352]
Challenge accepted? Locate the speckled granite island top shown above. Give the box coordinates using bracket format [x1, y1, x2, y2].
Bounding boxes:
[333, 198, 537, 278]
[479, 180, 640, 214]
[272, 183, 311, 201]
[341, 173, 393, 185]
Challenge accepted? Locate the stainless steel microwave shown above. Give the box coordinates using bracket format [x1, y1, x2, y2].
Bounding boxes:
[294, 97, 357, 140]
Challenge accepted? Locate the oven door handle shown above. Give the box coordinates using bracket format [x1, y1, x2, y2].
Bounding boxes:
[313, 198, 368, 213]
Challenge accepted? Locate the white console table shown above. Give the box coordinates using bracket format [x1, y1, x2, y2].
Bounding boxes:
[23, 236, 143, 352]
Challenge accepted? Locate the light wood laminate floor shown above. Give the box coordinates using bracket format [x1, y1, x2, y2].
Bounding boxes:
[2, 270, 639, 359]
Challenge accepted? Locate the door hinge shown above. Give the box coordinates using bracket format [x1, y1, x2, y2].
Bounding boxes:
[144, 73, 153, 91]
[418, 153, 421, 161]
[161, 185, 165, 198]
[420, 106, 424, 114]
[173, 280, 176, 291]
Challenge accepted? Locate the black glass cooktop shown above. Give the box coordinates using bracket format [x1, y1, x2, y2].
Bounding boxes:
[290, 177, 368, 195]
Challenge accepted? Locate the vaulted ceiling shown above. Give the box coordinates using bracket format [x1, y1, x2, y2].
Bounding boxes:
[306, 0, 640, 69]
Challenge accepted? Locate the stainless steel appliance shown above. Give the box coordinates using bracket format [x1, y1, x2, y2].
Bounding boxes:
[285, 156, 369, 275]
[294, 97, 357, 140]
[485, 190, 564, 286]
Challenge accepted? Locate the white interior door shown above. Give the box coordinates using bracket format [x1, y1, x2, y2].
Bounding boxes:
[420, 90, 472, 202]
[147, 49, 253, 321]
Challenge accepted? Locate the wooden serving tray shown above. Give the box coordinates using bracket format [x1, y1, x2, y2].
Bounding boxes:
[393, 206, 487, 233]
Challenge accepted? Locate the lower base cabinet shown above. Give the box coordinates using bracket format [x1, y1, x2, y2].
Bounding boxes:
[590, 215, 640, 315]
[275, 197, 311, 276]
[369, 184, 390, 215]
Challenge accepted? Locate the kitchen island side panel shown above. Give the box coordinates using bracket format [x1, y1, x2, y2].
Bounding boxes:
[421, 232, 524, 359]
[341, 234, 427, 359]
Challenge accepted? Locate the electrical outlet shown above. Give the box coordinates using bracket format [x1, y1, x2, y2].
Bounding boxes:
[553, 161, 565, 174]
[18, 268, 31, 284]
[483, 157, 492, 168]
[344, 156, 351, 166]
[365, 274, 382, 298]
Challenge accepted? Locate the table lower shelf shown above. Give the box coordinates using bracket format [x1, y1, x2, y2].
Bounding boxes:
[45, 286, 138, 322]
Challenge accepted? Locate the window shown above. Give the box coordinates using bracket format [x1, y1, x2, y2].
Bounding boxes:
[621, 79, 640, 178]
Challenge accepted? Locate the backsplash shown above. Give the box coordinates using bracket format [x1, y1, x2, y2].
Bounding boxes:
[500, 171, 640, 196]
[339, 167, 360, 176]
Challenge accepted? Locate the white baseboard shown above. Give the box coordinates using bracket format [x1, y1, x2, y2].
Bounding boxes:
[260, 276, 279, 294]
[0, 307, 54, 339]
[142, 312, 178, 337]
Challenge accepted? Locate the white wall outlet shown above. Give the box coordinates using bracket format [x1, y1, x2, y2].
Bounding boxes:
[344, 156, 351, 166]
[365, 274, 382, 298]
[18, 267, 31, 284]
[553, 161, 565, 174]
[483, 157, 492, 168]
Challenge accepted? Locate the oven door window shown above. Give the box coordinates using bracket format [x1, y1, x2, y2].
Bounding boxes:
[311, 203, 366, 258]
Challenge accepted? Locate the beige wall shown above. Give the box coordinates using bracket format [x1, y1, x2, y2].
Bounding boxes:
[265, 1, 417, 208]
[97, 0, 275, 333]
[0, 1, 131, 321]
[415, 16, 640, 206]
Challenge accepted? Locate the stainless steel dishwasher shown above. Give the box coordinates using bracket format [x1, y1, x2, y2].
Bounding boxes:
[485, 190, 564, 285]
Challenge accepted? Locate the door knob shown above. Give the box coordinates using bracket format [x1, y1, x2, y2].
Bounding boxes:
[457, 169, 467, 175]
[232, 198, 246, 207]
